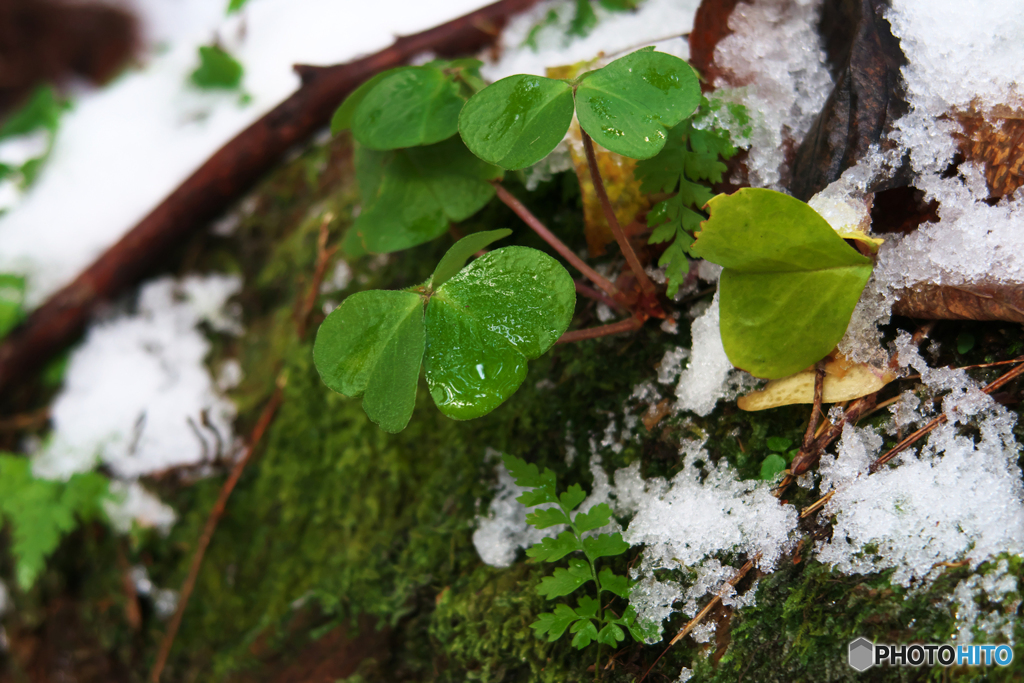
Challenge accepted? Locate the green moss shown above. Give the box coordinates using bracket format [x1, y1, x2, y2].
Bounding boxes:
[6, 128, 1022, 683]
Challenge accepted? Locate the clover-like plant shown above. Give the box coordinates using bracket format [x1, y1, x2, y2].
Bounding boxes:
[459, 47, 700, 169]
[689, 188, 874, 378]
[501, 454, 654, 672]
[313, 230, 575, 432]
[332, 58, 485, 150]
[343, 136, 504, 255]
[331, 59, 503, 255]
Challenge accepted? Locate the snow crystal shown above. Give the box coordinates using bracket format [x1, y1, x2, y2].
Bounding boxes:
[472, 453, 560, 567]
[216, 358, 244, 392]
[103, 481, 178, 534]
[712, 0, 833, 188]
[952, 559, 1020, 645]
[674, 293, 756, 416]
[658, 347, 690, 385]
[34, 274, 241, 479]
[677, 667, 694, 683]
[629, 577, 682, 643]
[807, 184, 872, 234]
[625, 440, 798, 633]
[482, 0, 701, 82]
[626, 440, 798, 573]
[695, 260, 722, 284]
[130, 564, 180, 620]
[816, 414, 1024, 587]
[833, 1, 1024, 355]
[887, 0, 1024, 179]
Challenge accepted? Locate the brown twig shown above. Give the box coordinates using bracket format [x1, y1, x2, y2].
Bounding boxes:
[869, 355, 1024, 473]
[579, 131, 656, 297]
[638, 557, 758, 683]
[0, 407, 49, 431]
[116, 542, 141, 632]
[0, 0, 541, 398]
[149, 374, 286, 683]
[800, 489, 835, 519]
[776, 393, 877, 495]
[556, 316, 643, 344]
[492, 182, 625, 303]
[296, 213, 337, 340]
[802, 362, 826, 450]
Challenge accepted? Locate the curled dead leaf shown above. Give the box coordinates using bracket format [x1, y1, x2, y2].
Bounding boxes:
[738, 353, 895, 411]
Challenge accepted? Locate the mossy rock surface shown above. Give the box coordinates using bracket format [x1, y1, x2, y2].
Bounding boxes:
[2, 132, 1021, 683]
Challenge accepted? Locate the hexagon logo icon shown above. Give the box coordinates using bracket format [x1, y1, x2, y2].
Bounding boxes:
[848, 637, 874, 671]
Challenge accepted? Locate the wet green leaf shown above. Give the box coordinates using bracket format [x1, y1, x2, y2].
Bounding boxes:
[0, 86, 63, 139]
[583, 532, 629, 560]
[620, 605, 660, 643]
[559, 484, 587, 512]
[331, 70, 396, 136]
[527, 530, 581, 562]
[527, 507, 571, 529]
[313, 290, 425, 433]
[351, 66, 465, 150]
[0, 454, 108, 590]
[570, 618, 599, 648]
[431, 228, 511, 288]
[191, 45, 243, 89]
[598, 567, 629, 598]
[425, 247, 575, 420]
[575, 50, 700, 159]
[568, 0, 598, 37]
[531, 604, 580, 641]
[537, 557, 592, 598]
[596, 623, 626, 646]
[314, 246, 573, 431]
[956, 331, 975, 355]
[348, 138, 503, 254]
[574, 502, 613, 533]
[690, 188, 874, 379]
[766, 436, 792, 452]
[502, 453, 556, 491]
[575, 595, 599, 619]
[459, 74, 574, 170]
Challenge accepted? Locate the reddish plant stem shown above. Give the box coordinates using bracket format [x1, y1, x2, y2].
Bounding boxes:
[575, 280, 628, 313]
[296, 213, 337, 340]
[579, 130, 656, 297]
[149, 375, 286, 683]
[556, 316, 642, 344]
[492, 182, 625, 303]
